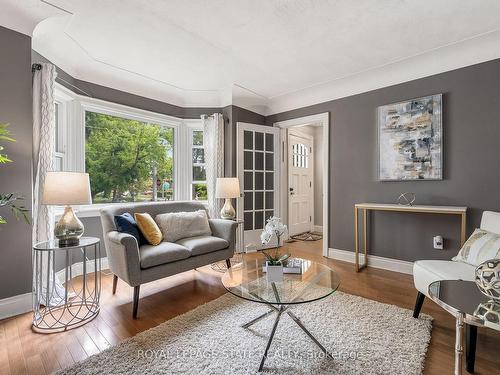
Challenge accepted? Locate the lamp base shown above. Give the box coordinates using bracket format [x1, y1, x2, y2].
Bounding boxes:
[55, 206, 84, 246]
[220, 198, 236, 220]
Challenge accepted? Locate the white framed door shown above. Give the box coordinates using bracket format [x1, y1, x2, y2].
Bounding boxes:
[288, 132, 313, 236]
[237, 122, 280, 251]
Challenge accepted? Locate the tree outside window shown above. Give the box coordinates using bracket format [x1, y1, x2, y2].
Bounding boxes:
[85, 112, 174, 203]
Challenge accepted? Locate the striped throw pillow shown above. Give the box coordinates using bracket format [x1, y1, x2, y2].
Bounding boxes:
[453, 229, 500, 266]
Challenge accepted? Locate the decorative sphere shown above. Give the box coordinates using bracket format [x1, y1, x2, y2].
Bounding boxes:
[474, 300, 500, 325]
[475, 259, 500, 301]
[397, 192, 416, 206]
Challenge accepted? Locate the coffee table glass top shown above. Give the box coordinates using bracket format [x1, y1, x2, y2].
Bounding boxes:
[429, 280, 500, 330]
[221, 257, 340, 305]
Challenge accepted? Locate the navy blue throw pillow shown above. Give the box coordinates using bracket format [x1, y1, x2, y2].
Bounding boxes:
[114, 213, 146, 246]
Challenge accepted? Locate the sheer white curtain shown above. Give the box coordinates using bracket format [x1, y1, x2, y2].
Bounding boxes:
[202, 113, 224, 219]
[32, 63, 64, 305]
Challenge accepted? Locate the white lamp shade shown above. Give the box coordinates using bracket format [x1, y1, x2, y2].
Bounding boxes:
[42, 172, 92, 205]
[216, 177, 240, 199]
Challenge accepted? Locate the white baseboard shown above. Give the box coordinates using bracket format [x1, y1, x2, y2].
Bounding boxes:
[0, 257, 109, 321]
[328, 248, 414, 275]
[55, 257, 109, 282]
[0, 292, 32, 320]
[313, 225, 323, 233]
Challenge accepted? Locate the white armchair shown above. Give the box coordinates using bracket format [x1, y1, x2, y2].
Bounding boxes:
[412, 210, 500, 373]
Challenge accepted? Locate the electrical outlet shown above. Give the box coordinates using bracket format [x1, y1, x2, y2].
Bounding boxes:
[433, 235, 444, 250]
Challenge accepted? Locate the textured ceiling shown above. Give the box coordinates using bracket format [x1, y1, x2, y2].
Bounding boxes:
[2, 0, 500, 113]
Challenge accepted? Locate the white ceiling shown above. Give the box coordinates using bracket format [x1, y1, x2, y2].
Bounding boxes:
[2, 0, 500, 114]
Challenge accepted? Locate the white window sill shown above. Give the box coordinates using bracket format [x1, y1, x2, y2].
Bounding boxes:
[54, 201, 209, 220]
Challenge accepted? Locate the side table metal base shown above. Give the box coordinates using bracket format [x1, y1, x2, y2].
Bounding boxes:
[32, 237, 101, 333]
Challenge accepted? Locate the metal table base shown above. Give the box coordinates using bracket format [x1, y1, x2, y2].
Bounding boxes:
[32, 237, 101, 333]
[242, 282, 333, 372]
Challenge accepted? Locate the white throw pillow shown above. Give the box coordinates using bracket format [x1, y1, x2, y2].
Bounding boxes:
[452, 228, 500, 266]
[155, 210, 211, 243]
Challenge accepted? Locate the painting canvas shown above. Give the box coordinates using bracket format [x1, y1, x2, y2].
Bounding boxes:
[378, 94, 442, 181]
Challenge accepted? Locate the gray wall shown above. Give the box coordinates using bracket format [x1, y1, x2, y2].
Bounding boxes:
[223, 105, 266, 177]
[267, 58, 500, 262]
[0, 26, 33, 298]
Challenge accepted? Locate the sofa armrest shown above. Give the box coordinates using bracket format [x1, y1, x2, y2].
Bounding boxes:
[209, 219, 238, 253]
[105, 231, 141, 286]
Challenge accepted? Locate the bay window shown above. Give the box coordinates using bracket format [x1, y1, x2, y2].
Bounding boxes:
[54, 83, 204, 210]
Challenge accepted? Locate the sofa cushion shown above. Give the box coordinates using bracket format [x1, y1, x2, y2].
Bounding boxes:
[114, 213, 146, 246]
[140, 242, 190, 269]
[155, 210, 211, 242]
[135, 212, 163, 246]
[176, 235, 229, 257]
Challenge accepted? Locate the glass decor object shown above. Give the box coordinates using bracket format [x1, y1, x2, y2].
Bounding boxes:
[42, 172, 92, 246]
[475, 259, 500, 301]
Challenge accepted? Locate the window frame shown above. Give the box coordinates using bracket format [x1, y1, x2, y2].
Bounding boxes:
[187, 124, 207, 201]
[54, 83, 204, 216]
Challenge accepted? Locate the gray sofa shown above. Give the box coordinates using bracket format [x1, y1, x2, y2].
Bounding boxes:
[100, 201, 237, 318]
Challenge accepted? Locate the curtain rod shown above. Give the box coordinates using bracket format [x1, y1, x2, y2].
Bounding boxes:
[32, 63, 42, 72]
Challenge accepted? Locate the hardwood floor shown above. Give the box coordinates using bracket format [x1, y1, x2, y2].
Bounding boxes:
[1, 239, 499, 374]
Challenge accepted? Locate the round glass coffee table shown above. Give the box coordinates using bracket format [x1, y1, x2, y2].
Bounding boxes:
[222, 256, 340, 371]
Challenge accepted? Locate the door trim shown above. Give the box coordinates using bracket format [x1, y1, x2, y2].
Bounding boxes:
[273, 113, 329, 257]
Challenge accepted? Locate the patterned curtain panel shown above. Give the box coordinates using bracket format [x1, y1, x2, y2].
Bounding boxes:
[32, 63, 64, 306]
[202, 113, 224, 219]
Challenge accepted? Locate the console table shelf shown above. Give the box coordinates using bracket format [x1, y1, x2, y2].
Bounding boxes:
[354, 203, 467, 272]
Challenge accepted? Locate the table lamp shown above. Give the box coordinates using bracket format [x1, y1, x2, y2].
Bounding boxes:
[42, 172, 92, 246]
[216, 177, 240, 220]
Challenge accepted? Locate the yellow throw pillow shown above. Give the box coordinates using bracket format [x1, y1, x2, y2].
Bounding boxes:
[134, 213, 162, 246]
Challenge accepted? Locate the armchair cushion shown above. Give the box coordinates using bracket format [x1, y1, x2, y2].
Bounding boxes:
[452, 228, 500, 266]
[176, 235, 229, 256]
[413, 260, 476, 297]
[139, 242, 190, 269]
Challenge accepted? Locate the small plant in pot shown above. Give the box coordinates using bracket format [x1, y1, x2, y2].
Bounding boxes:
[260, 216, 289, 282]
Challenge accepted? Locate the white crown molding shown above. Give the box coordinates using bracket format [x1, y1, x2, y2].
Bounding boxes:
[328, 248, 414, 275]
[265, 29, 500, 116]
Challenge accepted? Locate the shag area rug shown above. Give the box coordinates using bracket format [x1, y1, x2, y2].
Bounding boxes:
[57, 292, 432, 375]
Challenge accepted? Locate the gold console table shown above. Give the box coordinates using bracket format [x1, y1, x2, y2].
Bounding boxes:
[354, 203, 467, 272]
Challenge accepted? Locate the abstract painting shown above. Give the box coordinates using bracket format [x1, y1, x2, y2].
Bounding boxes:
[378, 94, 442, 180]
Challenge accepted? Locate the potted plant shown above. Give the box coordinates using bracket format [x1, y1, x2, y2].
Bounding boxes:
[261, 216, 289, 282]
[0, 123, 29, 224]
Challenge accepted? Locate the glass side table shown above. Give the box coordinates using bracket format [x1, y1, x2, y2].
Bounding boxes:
[428, 280, 500, 375]
[32, 237, 101, 333]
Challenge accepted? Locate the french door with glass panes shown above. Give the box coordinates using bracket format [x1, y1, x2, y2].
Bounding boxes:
[237, 123, 280, 251]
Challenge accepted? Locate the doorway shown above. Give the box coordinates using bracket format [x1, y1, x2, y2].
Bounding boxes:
[288, 130, 314, 236]
[274, 113, 329, 257]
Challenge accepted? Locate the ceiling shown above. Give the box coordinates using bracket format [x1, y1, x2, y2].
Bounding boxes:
[2, 0, 500, 114]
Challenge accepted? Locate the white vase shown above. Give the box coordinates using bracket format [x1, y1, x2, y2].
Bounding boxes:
[266, 262, 284, 282]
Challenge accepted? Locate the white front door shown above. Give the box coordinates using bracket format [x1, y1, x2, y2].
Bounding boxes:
[237, 122, 280, 251]
[288, 133, 313, 236]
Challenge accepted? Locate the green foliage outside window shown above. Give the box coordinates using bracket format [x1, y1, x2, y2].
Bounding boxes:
[85, 112, 174, 203]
